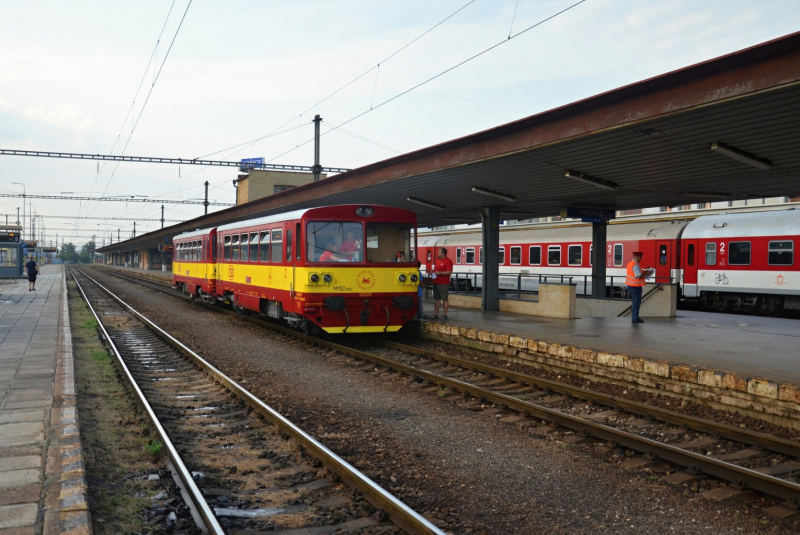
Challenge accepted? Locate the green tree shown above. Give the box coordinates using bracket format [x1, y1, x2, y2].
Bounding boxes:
[59, 243, 80, 263]
[79, 240, 96, 263]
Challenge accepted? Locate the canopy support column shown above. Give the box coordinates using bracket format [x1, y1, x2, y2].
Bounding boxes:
[481, 206, 500, 311]
[591, 221, 608, 298]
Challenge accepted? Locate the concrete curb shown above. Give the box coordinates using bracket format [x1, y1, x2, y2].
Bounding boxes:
[419, 321, 800, 430]
[44, 268, 92, 535]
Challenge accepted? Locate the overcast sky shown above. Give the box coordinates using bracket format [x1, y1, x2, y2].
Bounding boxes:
[1, 0, 798, 245]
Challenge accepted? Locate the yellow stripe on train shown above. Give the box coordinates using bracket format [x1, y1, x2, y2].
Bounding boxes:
[216, 264, 419, 293]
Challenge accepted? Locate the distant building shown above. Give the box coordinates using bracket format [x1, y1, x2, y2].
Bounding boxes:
[233, 170, 325, 206]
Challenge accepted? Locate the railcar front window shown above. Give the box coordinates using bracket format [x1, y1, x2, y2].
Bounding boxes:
[224, 236, 231, 261]
[548, 246, 561, 266]
[568, 245, 582, 266]
[307, 222, 363, 262]
[510, 246, 521, 265]
[529, 246, 541, 265]
[249, 233, 258, 262]
[465, 248, 475, 264]
[705, 242, 716, 265]
[728, 241, 750, 265]
[271, 229, 283, 262]
[366, 223, 411, 263]
[259, 231, 269, 262]
[232, 235, 240, 261]
[769, 240, 793, 265]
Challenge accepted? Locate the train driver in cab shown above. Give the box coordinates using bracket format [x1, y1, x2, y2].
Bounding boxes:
[340, 230, 362, 261]
[319, 240, 344, 262]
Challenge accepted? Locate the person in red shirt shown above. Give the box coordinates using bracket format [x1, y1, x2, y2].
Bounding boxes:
[339, 230, 361, 261]
[431, 247, 453, 319]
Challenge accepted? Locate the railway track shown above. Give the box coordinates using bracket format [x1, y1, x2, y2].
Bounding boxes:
[70, 267, 443, 535]
[88, 265, 800, 505]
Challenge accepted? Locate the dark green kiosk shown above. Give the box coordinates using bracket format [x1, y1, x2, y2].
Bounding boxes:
[0, 226, 23, 278]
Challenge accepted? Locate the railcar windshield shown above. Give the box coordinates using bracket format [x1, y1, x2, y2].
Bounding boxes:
[307, 222, 363, 262]
[366, 223, 412, 263]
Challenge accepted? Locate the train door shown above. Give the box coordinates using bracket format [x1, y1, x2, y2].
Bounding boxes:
[682, 239, 699, 297]
[655, 240, 672, 283]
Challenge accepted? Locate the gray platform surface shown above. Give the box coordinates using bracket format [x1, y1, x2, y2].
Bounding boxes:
[429, 304, 800, 385]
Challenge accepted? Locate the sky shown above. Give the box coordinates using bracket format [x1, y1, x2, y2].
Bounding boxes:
[0, 0, 798, 247]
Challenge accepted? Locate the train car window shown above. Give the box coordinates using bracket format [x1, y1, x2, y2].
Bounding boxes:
[465, 247, 475, 264]
[456, 248, 462, 264]
[705, 242, 716, 265]
[687, 244, 695, 266]
[728, 241, 750, 265]
[479, 247, 483, 264]
[211, 238, 217, 262]
[271, 229, 283, 262]
[307, 221, 363, 262]
[249, 233, 258, 262]
[232, 235, 240, 262]
[769, 241, 793, 265]
[427, 250, 431, 262]
[223, 236, 231, 261]
[366, 223, 411, 263]
[568, 245, 581, 266]
[659, 244, 667, 266]
[240, 234, 249, 262]
[286, 229, 292, 262]
[259, 231, 270, 262]
[548, 245, 561, 266]
[589, 245, 593, 267]
[192, 241, 198, 261]
[510, 246, 521, 265]
[497, 247, 505, 265]
[529, 246, 541, 265]
[613, 244, 623, 266]
[296, 223, 301, 262]
[176, 243, 181, 261]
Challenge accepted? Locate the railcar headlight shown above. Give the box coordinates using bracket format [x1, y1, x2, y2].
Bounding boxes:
[410, 274, 418, 283]
[323, 273, 332, 283]
[398, 274, 407, 283]
[310, 273, 320, 283]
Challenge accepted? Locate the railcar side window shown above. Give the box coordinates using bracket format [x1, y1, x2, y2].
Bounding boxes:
[232, 234, 240, 261]
[498, 247, 505, 265]
[466, 247, 475, 264]
[687, 243, 695, 266]
[240, 234, 249, 262]
[728, 241, 750, 265]
[479, 248, 483, 264]
[271, 229, 283, 262]
[224, 236, 231, 261]
[366, 223, 411, 262]
[589, 245, 593, 267]
[259, 231, 269, 262]
[613, 244, 623, 266]
[768, 241, 793, 265]
[249, 233, 258, 262]
[456, 248, 462, 264]
[568, 245, 581, 266]
[548, 245, 561, 266]
[286, 229, 292, 262]
[529, 246, 541, 265]
[510, 246, 521, 265]
[705, 242, 716, 265]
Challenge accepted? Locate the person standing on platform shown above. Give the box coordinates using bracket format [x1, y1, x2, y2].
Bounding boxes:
[626, 251, 653, 323]
[431, 247, 453, 320]
[415, 260, 425, 320]
[24, 256, 40, 291]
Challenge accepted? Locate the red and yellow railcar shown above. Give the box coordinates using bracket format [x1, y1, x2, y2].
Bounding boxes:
[172, 228, 218, 299]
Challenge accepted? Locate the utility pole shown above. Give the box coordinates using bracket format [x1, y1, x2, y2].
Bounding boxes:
[161, 205, 165, 228]
[133, 221, 136, 238]
[312, 114, 322, 182]
[203, 182, 209, 215]
[118, 229, 120, 243]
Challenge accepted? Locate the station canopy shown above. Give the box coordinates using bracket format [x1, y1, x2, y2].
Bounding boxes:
[101, 31, 800, 253]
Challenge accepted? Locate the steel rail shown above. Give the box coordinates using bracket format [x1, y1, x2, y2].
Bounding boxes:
[373, 339, 800, 457]
[0, 148, 351, 174]
[89, 266, 800, 501]
[74, 268, 444, 535]
[70, 269, 223, 534]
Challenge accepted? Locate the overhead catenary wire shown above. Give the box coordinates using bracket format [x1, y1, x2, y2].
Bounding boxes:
[263, 0, 588, 165]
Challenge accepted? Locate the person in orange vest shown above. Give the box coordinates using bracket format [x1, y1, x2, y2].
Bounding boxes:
[626, 251, 654, 323]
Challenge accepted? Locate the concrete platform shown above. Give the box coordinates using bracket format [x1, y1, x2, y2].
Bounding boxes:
[432, 305, 800, 385]
[0, 266, 90, 535]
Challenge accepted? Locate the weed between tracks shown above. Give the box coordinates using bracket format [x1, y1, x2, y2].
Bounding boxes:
[69, 280, 167, 534]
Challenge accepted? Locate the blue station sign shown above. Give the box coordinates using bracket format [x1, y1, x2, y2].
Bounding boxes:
[562, 207, 616, 223]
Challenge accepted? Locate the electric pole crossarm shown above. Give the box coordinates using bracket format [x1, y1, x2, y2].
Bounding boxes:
[0, 193, 233, 206]
[0, 149, 351, 174]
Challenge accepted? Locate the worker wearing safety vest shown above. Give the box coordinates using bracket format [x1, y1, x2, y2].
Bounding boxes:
[626, 251, 654, 324]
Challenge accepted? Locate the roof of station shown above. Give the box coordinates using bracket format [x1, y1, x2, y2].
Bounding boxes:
[101, 31, 800, 253]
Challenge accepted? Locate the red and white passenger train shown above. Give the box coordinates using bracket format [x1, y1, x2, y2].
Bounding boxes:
[416, 208, 800, 315]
